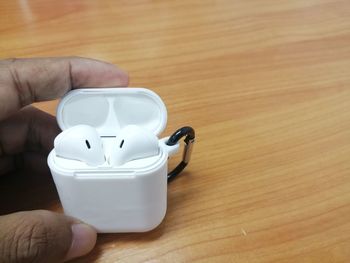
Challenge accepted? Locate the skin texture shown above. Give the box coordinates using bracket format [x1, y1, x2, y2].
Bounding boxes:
[0, 57, 129, 263]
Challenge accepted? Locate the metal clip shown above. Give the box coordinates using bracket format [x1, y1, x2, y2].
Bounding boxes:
[183, 138, 195, 164]
[166, 126, 195, 182]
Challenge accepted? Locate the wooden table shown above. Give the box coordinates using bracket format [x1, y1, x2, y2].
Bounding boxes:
[1, 0, 350, 262]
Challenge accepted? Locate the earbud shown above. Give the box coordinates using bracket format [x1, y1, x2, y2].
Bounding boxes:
[110, 125, 159, 166]
[54, 124, 105, 166]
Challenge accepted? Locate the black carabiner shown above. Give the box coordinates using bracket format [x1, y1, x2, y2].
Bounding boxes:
[166, 126, 195, 182]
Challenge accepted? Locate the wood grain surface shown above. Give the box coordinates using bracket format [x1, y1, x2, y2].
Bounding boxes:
[1, 0, 350, 262]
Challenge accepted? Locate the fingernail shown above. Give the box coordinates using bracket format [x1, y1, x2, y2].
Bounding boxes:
[65, 224, 97, 261]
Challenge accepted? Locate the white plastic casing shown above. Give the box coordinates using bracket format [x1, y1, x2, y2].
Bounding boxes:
[47, 88, 179, 233]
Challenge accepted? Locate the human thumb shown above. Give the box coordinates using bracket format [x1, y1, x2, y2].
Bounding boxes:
[0, 210, 97, 263]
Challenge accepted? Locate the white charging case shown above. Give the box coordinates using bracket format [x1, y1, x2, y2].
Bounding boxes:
[47, 88, 180, 233]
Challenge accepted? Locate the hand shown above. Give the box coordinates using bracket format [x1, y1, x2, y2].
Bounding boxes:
[0, 57, 129, 262]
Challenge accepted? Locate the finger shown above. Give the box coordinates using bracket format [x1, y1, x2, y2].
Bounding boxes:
[0, 156, 16, 176]
[0, 57, 129, 121]
[0, 152, 51, 177]
[0, 210, 97, 263]
[0, 106, 60, 157]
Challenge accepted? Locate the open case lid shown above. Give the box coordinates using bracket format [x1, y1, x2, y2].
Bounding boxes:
[56, 88, 167, 137]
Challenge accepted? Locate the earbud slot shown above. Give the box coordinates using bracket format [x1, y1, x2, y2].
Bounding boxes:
[57, 88, 167, 137]
[60, 95, 109, 129]
[113, 94, 162, 132]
